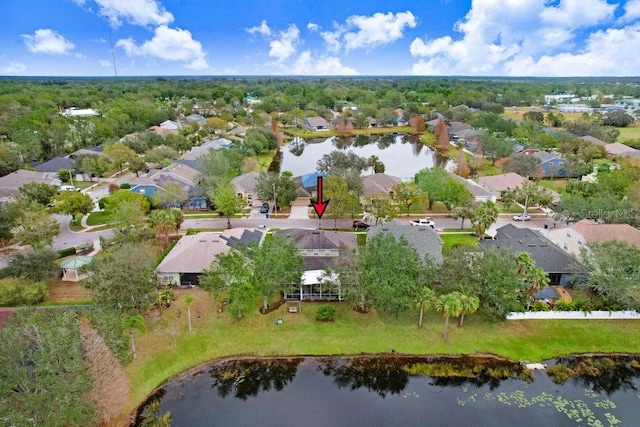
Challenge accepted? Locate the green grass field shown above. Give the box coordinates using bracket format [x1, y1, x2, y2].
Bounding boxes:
[124, 288, 640, 418]
[86, 211, 110, 226]
[617, 126, 640, 143]
[440, 233, 478, 254]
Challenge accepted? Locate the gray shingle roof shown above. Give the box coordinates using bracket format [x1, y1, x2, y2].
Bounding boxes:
[366, 221, 444, 264]
[480, 224, 582, 274]
[362, 173, 401, 197]
[274, 229, 357, 250]
[32, 156, 75, 173]
[231, 172, 260, 193]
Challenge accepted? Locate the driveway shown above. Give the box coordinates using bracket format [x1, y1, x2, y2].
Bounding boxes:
[289, 205, 310, 219]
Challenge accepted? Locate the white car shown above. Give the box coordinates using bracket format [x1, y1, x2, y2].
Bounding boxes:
[410, 218, 436, 228]
[512, 213, 531, 221]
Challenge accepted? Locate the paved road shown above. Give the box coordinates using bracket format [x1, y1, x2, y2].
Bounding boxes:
[181, 213, 558, 233]
[52, 214, 114, 250]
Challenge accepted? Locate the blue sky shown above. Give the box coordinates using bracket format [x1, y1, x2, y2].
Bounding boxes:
[1, 0, 639, 76]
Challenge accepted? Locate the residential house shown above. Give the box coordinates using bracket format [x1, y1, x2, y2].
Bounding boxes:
[130, 162, 205, 209]
[182, 113, 206, 126]
[530, 151, 570, 178]
[367, 117, 378, 128]
[231, 172, 260, 206]
[32, 155, 76, 173]
[580, 135, 608, 147]
[549, 219, 640, 259]
[159, 120, 182, 132]
[61, 107, 100, 117]
[367, 221, 444, 264]
[480, 224, 583, 285]
[0, 169, 62, 203]
[393, 108, 407, 126]
[362, 173, 401, 199]
[448, 172, 495, 203]
[604, 142, 640, 158]
[293, 171, 325, 201]
[303, 116, 329, 131]
[478, 173, 526, 201]
[182, 138, 233, 160]
[274, 228, 357, 301]
[155, 229, 263, 286]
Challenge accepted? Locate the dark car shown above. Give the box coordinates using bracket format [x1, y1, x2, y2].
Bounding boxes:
[260, 202, 270, 213]
[353, 220, 369, 229]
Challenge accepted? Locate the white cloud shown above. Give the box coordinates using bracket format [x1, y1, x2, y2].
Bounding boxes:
[22, 29, 75, 54]
[99, 59, 112, 67]
[321, 11, 417, 52]
[246, 20, 272, 37]
[268, 24, 300, 61]
[291, 51, 358, 75]
[622, 0, 640, 22]
[307, 23, 320, 32]
[87, 0, 173, 27]
[116, 25, 208, 69]
[409, 0, 638, 76]
[504, 24, 640, 76]
[540, 0, 616, 28]
[2, 62, 27, 74]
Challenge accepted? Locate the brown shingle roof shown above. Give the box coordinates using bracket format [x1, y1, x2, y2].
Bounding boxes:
[478, 173, 526, 192]
[362, 173, 401, 197]
[572, 219, 640, 247]
[606, 143, 639, 156]
[155, 233, 230, 273]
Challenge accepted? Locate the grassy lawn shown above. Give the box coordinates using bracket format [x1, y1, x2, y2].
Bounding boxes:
[68, 218, 84, 232]
[86, 211, 110, 226]
[440, 233, 478, 255]
[123, 288, 640, 417]
[283, 126, 415, 139]
[617, 126, 640, 143]
[537, 179, 567, 193]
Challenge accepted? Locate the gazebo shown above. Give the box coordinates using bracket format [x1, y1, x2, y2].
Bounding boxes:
[60, 256, 93, 281]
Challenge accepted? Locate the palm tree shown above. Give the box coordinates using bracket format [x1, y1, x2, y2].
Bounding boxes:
[184, 295, 195, 332]
[516, 252, 550, 308]
[454, 292, 480, 327]
[436, 293, 462, 339]
[148, 209, 175, 249]
[470, 200, 499, 238]
[123, 314, 146, 360]
[416, 286, 436, 329]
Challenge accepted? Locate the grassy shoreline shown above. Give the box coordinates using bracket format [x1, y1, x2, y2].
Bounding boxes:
[123, 289, 640, 420]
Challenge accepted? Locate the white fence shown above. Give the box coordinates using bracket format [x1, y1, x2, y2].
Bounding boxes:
[507, 310, 640, 320]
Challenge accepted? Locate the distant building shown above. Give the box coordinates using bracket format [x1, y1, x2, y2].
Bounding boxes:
[303, 116, 329, 131]
[61, 107, 100, 117]
[544, 94, 576, 104]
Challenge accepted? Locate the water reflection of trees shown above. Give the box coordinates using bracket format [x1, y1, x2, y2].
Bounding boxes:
[550, 357, 640, 395]
[208, 358, 303, 401]
[288, 138, 305, 157]
[317, 357, 410, 397]
[316, 357, 534, 396]
[404, 358, 532, 390]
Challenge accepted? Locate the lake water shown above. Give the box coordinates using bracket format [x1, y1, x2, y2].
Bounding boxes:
[279, 134, 453, 180]
[135, 355, 640, 426]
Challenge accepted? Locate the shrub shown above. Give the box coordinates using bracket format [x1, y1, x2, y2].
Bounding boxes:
[572, 298, 592, 312]
[553, 300, 575, 311]
[316, 305, 336, 321]
[0, 279, 48, 306]
[108, 183, 119, 193]
[5, 249, 59, 281]
[547, 364, 573, 384]
[532, 300, 549, 311]
[119, 182, 130, 189]
[57, 247, 77, 258]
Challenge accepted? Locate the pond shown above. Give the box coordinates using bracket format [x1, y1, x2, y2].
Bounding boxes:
[135, 355, 640, 426]
[279, 134, 454, 180]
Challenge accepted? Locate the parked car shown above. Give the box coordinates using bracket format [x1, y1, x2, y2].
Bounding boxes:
[59, 185, 80, 192]
[512, 213, 531, 221]
[260, 202, 270, 213]
[409, 218, 435, 228]
[353, 220, 369, 229]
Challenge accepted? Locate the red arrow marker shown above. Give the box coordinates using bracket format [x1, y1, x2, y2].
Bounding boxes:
[311, 176, 330, 219]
